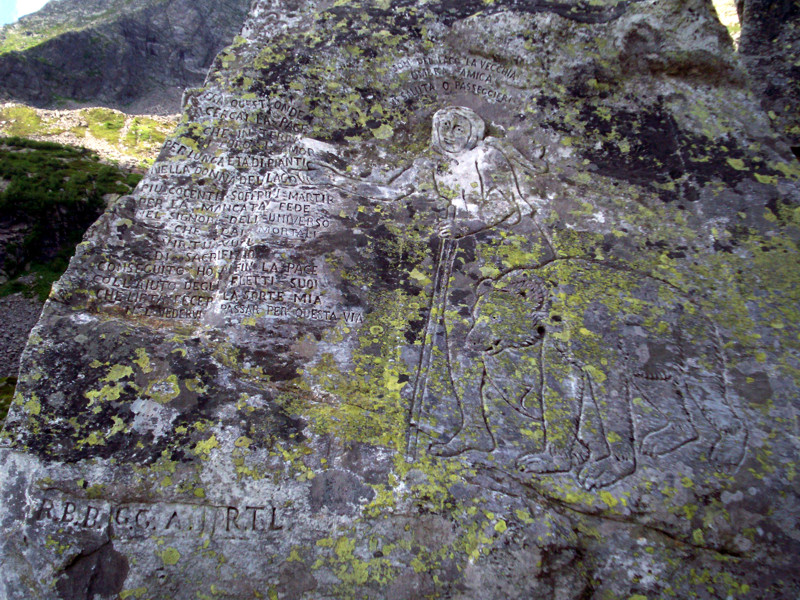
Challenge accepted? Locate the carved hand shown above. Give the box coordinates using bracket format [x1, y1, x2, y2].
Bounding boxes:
[437, 220, 454, 238]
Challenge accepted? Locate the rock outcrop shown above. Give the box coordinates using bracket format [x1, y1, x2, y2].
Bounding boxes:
[0, 0, 251, 114]
[1, 0, 800, 598]
[0, 293, 42, 379]
[738, 0, 800, 148]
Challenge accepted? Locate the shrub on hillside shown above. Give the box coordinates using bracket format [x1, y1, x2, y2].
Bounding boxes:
[0, 136, 142, 299]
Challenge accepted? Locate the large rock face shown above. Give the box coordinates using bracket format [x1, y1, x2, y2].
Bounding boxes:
[0, 293, 42, 379]
[2, 0, 800, 598]
[0, 0, 251, 114]
[738, 0, 800, 147]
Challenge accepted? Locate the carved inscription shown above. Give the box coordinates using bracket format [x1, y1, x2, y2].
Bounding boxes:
[78, 87, 366, 324]
[392, 53, 520, 104]
[187, 91, 309, 132]
[30, 495, 284, 540]
[396, 54, 521, 84]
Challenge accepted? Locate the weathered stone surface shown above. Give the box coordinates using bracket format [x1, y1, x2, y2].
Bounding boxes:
[2, 0, 800, 598]
[739, 0, 800, 147]
[0, 292, 43, 378]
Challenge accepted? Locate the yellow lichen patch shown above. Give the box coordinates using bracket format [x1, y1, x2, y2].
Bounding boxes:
[109, 416, 127, 436]
[85, 384, 124, 408]
[86, 484, 105, 499]
[145, 375, 181, 404]
[692, 529, 705, 545]
[77, 431, 106, 447]
[84, 363, 138, 409]
[102, 365, 134, 383]
[133, 348, 153, 373]
[371, 124, 394, 139]
[45, 536, 70, 555]
[184, 377, 208, 395]
[158, 547, 181, 566]
[302, 288, 423, 452]
[23, 394, 41, 415]
[726, 157, 747, 171]
[770, 160, 800, 180]
[598, 490, 619, 509]
[315, 534, 397, 591]
[194, 435, 219, 458]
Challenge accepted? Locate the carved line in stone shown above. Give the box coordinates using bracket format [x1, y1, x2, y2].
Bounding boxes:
[541, 289, 742, 487]
[409, 256, 750, 489]
[406, 106, 543, 458]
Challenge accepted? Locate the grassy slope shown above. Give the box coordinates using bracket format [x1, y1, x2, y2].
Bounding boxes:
[0, 104, 176, 168]
[0, 136, 142, 301]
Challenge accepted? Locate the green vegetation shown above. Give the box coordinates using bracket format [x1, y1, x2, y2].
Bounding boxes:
[0, 104, 176, 167]
[0, 105, 44, 137]
[0, 136, 142, 300]
[0, 27, 63, 55]
[0, 377, 15, 422]
[0, 0, 178, 56]
[711, 0, 741, 43]
[125, 115, 169, 148]
[85, 108, 126, 143]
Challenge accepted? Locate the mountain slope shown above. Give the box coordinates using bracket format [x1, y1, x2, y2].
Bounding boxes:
[0, 0, 251, 114]
[0, 102, 177, 168]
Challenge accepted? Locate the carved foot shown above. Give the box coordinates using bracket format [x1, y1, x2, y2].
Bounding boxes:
[577, 456, 635, 490]
[571, 441, 590, 466]
[517, 452, 573, 474]
[431, 431, 495, 457]
[641, 422, 698, 457]
[710, 427, 747, 466]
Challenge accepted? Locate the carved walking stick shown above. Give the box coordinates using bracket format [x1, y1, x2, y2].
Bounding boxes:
[406, 204, 457, 459]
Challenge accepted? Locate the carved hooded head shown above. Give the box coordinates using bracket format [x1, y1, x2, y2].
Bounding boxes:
[431, 106, 486, 155]
[467, 270, 551, 355]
